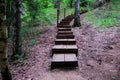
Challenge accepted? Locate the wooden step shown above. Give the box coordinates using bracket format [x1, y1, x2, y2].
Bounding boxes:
[59, 22, 69, 25]
[57, 25, 71, 28]
[58, 32, 73, 35]
[58, 31, 73, 35]
[55, 39, 76, 45]
[52, 45, 78, 55]
[57, 34, 74, 36]
[51, 54, 78, 69]
[60, 21, 70, 24]
[56, 35, 74, 39]
[58, 28, 71, 31]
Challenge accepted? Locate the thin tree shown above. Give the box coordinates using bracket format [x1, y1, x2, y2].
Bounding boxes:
[6, 0, 12, 38]
[12, 0, 22, 60]
[73, 0, 81, 27]
[0, 0, 12, 80]
[69, 0, 73, 8]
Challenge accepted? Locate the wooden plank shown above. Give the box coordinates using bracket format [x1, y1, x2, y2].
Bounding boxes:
[52, 45, 78, 49]
[57, 25, 71, 28]
[58, 28, 71, 31]
[56, 35, 75, 39]
[52, 45, 78, 55]
[58, 31, 73, 34]
[55, 39, 76, 45]
[51, 54, 78, 69]
[58, 31, 73, 35]
[59, 22, 69, 25]
[52, 45, 66, 49]
[65, 54, 77, 61]
[55, 39, 76, 41]
[52, 54, 64, 62]
[66, 45, 78, 49]
[51, 54, 65, 69]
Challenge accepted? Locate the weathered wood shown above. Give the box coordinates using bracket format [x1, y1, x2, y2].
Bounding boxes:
[51, 54, 78, 69]
[57, 25, 72, 28]
[58, 28, 71, 31]
[52, 45, 78, 55]
[58, 31, 73, 35]
[56, 35, 75, 39]
[55, 39, 76, 45]
[58, 32, 73, 35]
[52, 54, 64, 62]
[65, 54, 77, 61]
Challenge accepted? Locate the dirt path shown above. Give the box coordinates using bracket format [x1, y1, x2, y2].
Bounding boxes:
[10, 16, 120, 80]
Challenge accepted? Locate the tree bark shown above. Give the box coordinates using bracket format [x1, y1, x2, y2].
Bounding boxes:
[0, 0, 12, 80]
[69, 0, 73, 8]
[6, 0, 12, 38]
[73, 0, 81, 27]
[12, 0, 22, 60]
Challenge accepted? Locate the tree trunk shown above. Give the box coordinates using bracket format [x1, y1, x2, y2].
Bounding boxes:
[0, 0, 12, 80]
[73, 0, 81, 27]
[6, 0, 12, 38]
[12, 0, 22, 60]
[69, 0, 73, 8]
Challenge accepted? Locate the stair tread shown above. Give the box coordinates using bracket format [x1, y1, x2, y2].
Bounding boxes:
[65, 54, 77, 61]
[52, 54, 64, 62]
[52, 54, 77, 62]
[55, 39, 76, 41]
[53, 45, 78, 49]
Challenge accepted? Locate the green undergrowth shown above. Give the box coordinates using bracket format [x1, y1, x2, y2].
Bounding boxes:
[84, 0, 120, 30]
[42, 8, 74, 22]
[21, 26, 43, 47]
[22, 8, 74, 47]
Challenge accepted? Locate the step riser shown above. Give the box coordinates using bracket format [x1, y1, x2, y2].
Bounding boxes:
[59, 23, 70, 25]
[58, 29, 71, 31]
[51, 62, 78, 69]
[55, 41, 76, 45]
[58, 26, 71, 28]
[60, 21, 71, 22]
[57, 25, 71, 27]
[57, 34, 74, 37]
[58, 33, 73, 35]
[58, 32, 73, 34]
[58, 26, 72, 28]
[52, 49, 78, 55]
[56, 36, 74, 39]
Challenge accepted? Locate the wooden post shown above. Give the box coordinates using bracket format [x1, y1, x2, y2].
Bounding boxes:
[57, 0, 60, 27]
[64, 8, 66, 19]
[57, 9, 59, 26]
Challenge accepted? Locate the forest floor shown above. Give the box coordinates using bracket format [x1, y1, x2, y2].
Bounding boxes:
[8, 15, 120, 80]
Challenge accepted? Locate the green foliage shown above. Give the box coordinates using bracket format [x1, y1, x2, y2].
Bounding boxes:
[85, 0, 120, 30]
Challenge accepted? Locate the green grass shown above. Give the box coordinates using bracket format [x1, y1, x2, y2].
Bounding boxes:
[84, 0, 120, 30]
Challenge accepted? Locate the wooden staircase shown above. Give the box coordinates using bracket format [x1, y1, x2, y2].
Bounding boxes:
[51, 15, 78, 69]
